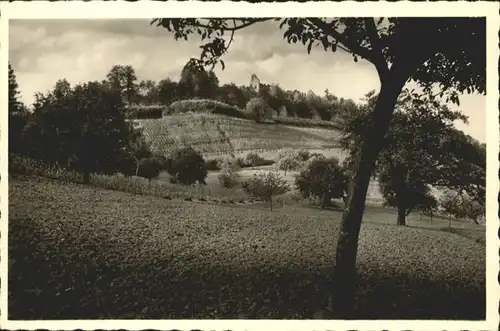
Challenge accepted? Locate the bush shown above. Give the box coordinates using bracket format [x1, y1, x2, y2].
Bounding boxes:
[241, 171, 290, 211]
[137, 156, 168, 185]
[166, 147, 207, 185]
[126, 105, 166, 119]
[244, 152, 265, 169]
[218, 169, 240, 189]
[205, 158, 220, 171]
[163, 99, 246, 119]
[245, 97, 273, 123]
[295, 156, 348, 208]
[217, 155, 242, 172]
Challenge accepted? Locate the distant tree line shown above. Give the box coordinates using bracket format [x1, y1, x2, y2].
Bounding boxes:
[101, 59, 358, 121]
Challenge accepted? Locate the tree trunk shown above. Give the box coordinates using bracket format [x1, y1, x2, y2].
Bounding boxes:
[83, 171, 90, 184]
[331, 80, 403, 319]
[269, 198, 273, 211]
[397, 206, 406, 226]
[321, 193, 329, 209]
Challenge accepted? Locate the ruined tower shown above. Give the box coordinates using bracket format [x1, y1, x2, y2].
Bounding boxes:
[250, 74, 261, 93]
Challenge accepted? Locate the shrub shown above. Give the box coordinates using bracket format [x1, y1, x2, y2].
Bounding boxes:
[126, 105, 166, 119]
[241, 171, 290, 211]
[217, 156, 241, 172]
[295, 156, 348, 208]
[163, 99, 246, 119]
[166, 147, 207, 185]
[218, 169, 240, 189]
[205, 158, 220, 171]
[245, 152, 263, 169]
[245, 97, 273, 123]
[137, 156, 167, 185]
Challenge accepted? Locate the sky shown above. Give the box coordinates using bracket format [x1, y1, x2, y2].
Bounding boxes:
[9, 19, 486, 142]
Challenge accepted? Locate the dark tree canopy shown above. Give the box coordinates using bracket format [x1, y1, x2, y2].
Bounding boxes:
[166, 146, 208, 185]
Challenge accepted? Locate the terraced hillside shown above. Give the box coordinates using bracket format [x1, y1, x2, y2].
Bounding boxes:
[133, 113, 342, 157]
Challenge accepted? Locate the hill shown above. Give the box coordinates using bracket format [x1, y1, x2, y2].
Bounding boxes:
[9, 176, 485, 319]
[133, 113, 342, 158]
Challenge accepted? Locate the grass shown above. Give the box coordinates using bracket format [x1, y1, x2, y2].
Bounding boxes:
[133, 113, 342, 157]
[9, 176, 485, 320]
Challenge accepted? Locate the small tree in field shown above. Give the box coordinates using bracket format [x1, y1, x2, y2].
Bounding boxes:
[137, 156, 167, 186]
[295, 157, 349, 208]
[167, 147, 207, 185]
[415, 194, 438, 223]
[439, 190, 462, 228]
[245, 152, 261, 169]
[242, 171, 290, 211]
[276, 155, 300, 175]
[218, 169, 240, 190]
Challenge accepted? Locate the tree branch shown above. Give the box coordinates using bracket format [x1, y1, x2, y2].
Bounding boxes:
[363, 18, 389, 80]
[307, 18, 375, 64]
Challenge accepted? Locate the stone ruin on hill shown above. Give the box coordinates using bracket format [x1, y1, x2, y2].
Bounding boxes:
[250, 73, 261, 93]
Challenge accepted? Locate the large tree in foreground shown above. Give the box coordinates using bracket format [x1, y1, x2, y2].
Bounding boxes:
[152, 17, 486, 318]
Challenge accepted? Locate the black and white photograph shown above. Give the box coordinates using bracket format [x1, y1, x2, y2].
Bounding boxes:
[2, 1, 498, 330]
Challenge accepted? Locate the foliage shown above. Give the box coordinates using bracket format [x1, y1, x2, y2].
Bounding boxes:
[342, 89, 481, 225]
[178, 58, 219, 99]
[126, 105, 166, 119]
[163, 99, 246, 118]
[22, 79, 142, 182]
[245, 152, 262, 169]
[295, 157, 349, 208]
[241, 171, 290, 211]
[8, 63, 29, 154]
[276, 155, 301, 175]
[245, 97, 273, 123]
[105, 64, 140, 105]
[217, 155, 242, 172]
[217, 168, 240, 189]
[166, 147, 208, 185]
[137, 156, 168, 184]
[439, 190, 485, 225]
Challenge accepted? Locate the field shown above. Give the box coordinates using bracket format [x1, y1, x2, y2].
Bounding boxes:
[9, 176, 485, 320]
[133, 113, 342, 157]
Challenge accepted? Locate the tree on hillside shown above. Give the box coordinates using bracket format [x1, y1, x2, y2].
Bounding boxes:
[217, 83, 249, 108]
[246, 97, 273, 123]
[8, 63, 29, 154]
[178, 58, 219, 99]
[152, 17, 485, 318]
[157, 78, 179, 105]
[106, 64, 139, 105]
[295, 157, 349, 208]
[138, 79, 161, 105]
[25, 80, 137, 183]
[242, 171, 290, 211]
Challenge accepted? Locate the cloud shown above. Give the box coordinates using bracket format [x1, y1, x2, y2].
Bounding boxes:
[8, 19, 485, 142]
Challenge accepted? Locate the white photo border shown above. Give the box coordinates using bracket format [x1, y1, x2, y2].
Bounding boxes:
[1, 1, 498, 330]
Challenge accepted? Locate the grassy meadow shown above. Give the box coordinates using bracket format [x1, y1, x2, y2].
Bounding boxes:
[9, 176, 485, 320]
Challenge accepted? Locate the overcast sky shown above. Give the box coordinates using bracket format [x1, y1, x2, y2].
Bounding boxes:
[9, 19, 486, 142]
